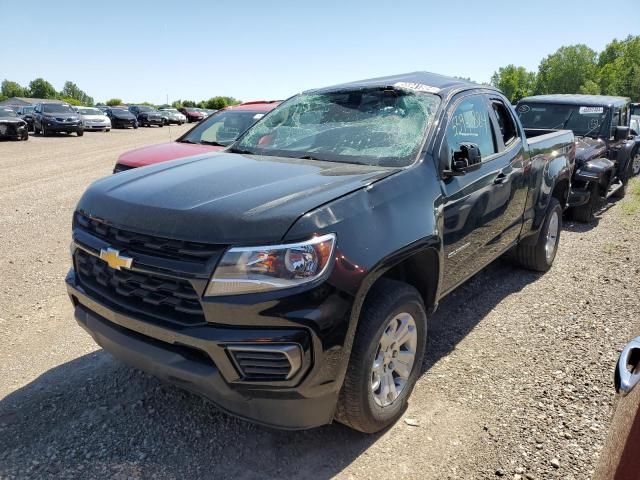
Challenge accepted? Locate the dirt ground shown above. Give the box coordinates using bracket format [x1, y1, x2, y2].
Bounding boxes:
[0, 128, 639, 479]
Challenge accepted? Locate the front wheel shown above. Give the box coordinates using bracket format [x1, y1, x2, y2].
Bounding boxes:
[22, 131, 29, 141]
[77, 130, 84, 137]
[631, 151, 640, 177]
[515, 197, 562, 272]
[41, 124, 47, 137]
[335, 278, 427, 433]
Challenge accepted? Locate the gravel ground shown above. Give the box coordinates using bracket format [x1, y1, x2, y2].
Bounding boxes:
[0, 129, 638, 479]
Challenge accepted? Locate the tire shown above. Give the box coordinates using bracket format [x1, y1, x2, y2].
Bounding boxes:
[106, 128, 111, 132]
[632, 151, 640, 177]
[77, 130, 84, 137]
[22, 131, 29, 141]
[514, 197, 562, 272]
[41, 124, 47, 137]
[159, 123, 163, 128]
[335, 278, 427, 433]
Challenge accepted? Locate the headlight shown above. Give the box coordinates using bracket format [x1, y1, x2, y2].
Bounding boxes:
[205, 233, 336, 296]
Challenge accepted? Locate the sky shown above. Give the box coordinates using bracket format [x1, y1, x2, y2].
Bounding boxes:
[1, 0, 638, 104]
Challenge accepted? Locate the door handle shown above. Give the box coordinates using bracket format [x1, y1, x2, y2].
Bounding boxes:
[494, 173, 508, 185]
[616, 337, 640, 396]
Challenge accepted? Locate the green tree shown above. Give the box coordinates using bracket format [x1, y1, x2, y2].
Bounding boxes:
[535, 45, 598, 94]
[60, 81, 94, 106]
[202, 96, 240, 110]
[28, 78, 58, 99]
[490, 65, 536, 103]
[181, 100, 197, 107]
[58, 97, 83, 106]
[578, 80, 601, 95]
[598, 35, 640, 100]
[1, 80, 28, 98]
[171, 99, 182, 108]
[106, 98, 123, 106]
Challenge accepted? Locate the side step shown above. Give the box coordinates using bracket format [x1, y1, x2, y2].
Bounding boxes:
[606, 180, 624, 199]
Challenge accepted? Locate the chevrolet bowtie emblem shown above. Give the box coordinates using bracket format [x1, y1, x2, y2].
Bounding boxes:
[99, 247, 133, 270]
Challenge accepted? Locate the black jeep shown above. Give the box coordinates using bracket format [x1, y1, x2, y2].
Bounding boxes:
[516, 95, 640, 222]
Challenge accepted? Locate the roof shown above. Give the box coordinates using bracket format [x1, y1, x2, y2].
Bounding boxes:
[0, 97, 57, 107]
[227, 100, 281, 112]
[519, 94, 630, 107]
[306, 71, 488, 96]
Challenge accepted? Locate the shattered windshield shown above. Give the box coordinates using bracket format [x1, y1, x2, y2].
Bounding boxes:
[233, 88, 441, 167]
[0, 108, 18, 117]
[517, 103, 608, 138]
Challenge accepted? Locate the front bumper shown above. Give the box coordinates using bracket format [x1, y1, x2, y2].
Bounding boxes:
[44, 121, 83, 132]
[113, 118, 137, 127]
[65, 266, 345, 429]
[141, 117, 163, 125]
[0, 123, 27, 139]
[84, 122, 110, 130]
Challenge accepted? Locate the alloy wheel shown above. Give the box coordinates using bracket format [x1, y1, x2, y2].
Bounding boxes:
[545, 210, 559, 264]
[371, 312, 417, 407]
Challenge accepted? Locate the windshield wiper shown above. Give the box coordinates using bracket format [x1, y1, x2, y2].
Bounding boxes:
[179, 139, 198, 144]
[198, 140, 227, 147]
[228, 146, 255, 155]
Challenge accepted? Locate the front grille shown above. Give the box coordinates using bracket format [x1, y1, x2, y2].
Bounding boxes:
[75, 249, 205, 325]
[228, 345, 302, 381]
[74, 212, 221, 262]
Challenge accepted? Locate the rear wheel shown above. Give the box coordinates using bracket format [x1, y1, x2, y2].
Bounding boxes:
[335, 279, 427, 433]
[631, 151, 640, 177]
[515, 197, 562, 272]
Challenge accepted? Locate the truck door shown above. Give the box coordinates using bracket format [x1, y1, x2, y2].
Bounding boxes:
[438, 93, 527, 294]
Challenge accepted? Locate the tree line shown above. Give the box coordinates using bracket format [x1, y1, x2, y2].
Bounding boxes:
[100, 97, 240, 110]
[491, 35, 640, 104]
[1, 78, 94, 106]
[0, 78, 241, 110]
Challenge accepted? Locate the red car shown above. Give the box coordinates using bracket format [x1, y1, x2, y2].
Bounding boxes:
[114, 101, 280, 173]
[178, 107, 205, 123]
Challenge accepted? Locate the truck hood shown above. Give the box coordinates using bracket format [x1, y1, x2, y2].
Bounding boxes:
[78, 153, 398, 244]
[117, 142, 221, 167]
[574, 137, 606, 165]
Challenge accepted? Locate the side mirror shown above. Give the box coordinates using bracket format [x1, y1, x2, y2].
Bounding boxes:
[615, 126, 630, 141]
[630, 129, 638, 137]
[445, 143, 482, 176]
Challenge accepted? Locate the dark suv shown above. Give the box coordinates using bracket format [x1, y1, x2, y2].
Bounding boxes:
[128, 105, 164, 127]
[33, 102, 84, 136]
[16, 105, 35, 131]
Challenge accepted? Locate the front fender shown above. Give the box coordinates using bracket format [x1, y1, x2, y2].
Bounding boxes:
[284, 163, 443, 392]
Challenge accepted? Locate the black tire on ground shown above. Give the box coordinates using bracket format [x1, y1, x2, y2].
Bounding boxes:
[159, 123, 163, 128]
[22, 130, 28, 141]
[514, 197, 562, 272]
[569, 183, 600, 223]
[41, 124, 47, 137]
[335, 278, 427, 433]
[77, 130, 84, 137]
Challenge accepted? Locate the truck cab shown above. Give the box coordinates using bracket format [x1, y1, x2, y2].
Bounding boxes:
[516, 95, 640, 222]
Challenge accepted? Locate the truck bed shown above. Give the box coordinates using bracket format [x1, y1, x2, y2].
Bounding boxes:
[524, 128, 574, 149]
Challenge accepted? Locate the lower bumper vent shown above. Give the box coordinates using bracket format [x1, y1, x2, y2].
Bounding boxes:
[227, 344, 302, 381]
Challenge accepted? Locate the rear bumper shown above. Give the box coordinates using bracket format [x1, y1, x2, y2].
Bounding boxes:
[65, 270, 340, 429]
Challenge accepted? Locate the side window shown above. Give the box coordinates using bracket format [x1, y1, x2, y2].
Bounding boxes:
[611, 108, 621, 138]
[443, 95, 497, 162]
[491, 100, 519, 147]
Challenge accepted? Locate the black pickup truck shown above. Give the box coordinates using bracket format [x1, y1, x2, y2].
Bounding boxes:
[516, 95, 640, 222]
[66, 72, 574, 433]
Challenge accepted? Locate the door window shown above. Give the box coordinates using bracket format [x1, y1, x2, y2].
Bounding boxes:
[491, 100, 519, 147]
[443, 95, 497, 163]
[611, 108, 621, 138]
